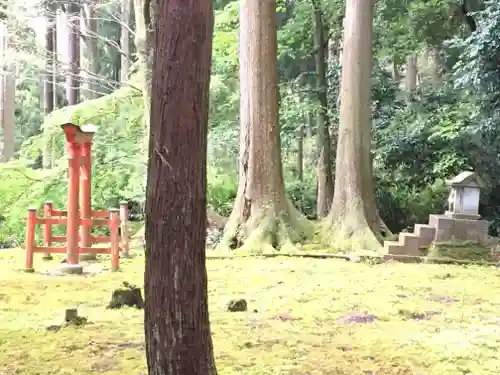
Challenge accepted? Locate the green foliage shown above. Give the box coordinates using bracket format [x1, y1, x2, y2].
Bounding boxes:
[207, 167, 237, 216]
[0, 87, 145, 244]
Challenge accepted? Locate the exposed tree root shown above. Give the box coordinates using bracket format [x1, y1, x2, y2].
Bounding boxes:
[216, 199, 314, 255]
[320, 204, 383, 253]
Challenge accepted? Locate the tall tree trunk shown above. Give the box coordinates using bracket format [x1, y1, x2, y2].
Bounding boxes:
[82, 1, 100, 99]
[296, 128, 304, 181]
[0, 21, 14, 162]
[391, 59, 400, 81]
[404, 54, 417, 97]
[323, 0, 381, 251]
[218, 0, 312, 253]
[2, 70, 14, 162]
[144, 0, 217, 374]
[43, 3, 56, 169]
[430, 47, 442, 83]
[120, 0, 131, 84]
[133, 0, 155, 117]
[66, 2, 80, 105]
[312, 0, 333, 219]
[133, 0, 157, 169]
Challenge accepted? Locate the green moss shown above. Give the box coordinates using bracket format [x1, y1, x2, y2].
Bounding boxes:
[2, 246, 500, 374]
[426, 241, 496, 262]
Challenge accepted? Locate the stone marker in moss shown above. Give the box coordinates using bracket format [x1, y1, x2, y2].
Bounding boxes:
[226, 299, 247, 312]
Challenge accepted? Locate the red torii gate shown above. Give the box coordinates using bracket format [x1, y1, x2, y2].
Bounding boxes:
[24, 123, 130, 273]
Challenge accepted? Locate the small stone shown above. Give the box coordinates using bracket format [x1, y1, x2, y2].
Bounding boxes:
[107, 282, 144, 309]
[226, 299, 247, 312]
[58, 264, 83, 275]
[46, 324, 62, 332]
[338, 345, 353, 351]
[65, 308, 78, 322]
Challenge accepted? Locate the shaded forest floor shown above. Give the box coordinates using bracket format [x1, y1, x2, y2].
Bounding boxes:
[1, 249, 500, 374]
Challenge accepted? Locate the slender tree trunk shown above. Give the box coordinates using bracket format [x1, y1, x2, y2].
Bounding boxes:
[133, 0, 155, 116]
[430, 47, 442, 83]
[133, 0, 157, 169]
[144, 0, 217, 374]
[120, 0, 131, 84]
[67, 2, 80, 105]
[2, 69, 14, 162]
[43, 4, 55, 169]
[306, 109, 313, 138]
[297, 127, 304, 181]
[312, 0, 333, 219]
[0, 21, 14, 162]
[323, 0, 381, 251]
[391, 59, 400, 81]
[82, 1, 100, 99]
[218, 0, 312, 253]
[404, 54, 417, 97]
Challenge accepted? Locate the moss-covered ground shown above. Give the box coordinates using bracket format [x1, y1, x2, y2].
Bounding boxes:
[1, 248, 500, 374]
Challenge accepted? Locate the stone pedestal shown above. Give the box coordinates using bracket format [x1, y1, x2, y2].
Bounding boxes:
[428, 214, 489, 244]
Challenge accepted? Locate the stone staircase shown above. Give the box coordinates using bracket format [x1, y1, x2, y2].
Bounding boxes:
[383, 224, 436, 256]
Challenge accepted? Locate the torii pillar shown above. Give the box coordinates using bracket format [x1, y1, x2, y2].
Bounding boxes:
[61, 123, 96, 265]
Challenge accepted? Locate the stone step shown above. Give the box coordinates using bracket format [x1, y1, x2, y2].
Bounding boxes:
[383, 240, 407, 255]
[398, 233, 420, 255]
[414, 224, 436, 248]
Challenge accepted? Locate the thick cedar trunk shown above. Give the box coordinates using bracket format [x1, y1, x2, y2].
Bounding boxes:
[324, 0, 381, 251]
[144, 0, 217, 374]
[120, 0, 131, 84]
[312, 1, 333, 219]
[219, 0, 312, 253]
[82, 2, 100, 99]
[67, 3, 80, 105]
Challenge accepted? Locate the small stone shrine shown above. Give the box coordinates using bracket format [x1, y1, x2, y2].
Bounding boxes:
[383, 171, 490, 256]
[429, 171, 489, 244]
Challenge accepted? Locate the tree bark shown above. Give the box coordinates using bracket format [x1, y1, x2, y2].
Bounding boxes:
[323, 0, 381, 251]
[0, 21, 14, 162]
[218, 0, 312, 254]
[391, 59, 400, 81]
[2, 70, 14, 162]
[144, 0, 217, 374]
[43, 3, 56, 169]
[404, 54, 417, 97]
[297, 127, 304, 181]
[120, 0, 132, 84]
[133, 0, 157, 169]
[82, 1, 100, 99]
[312, 0, 333, 219]
[66, 2, 80, 105]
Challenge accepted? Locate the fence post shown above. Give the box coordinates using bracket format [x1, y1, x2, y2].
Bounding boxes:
[42, 201, 53, 260]
[119, 201, 130, 257]
[109, 209, 120, 271]
[25, 207, 37, 272]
